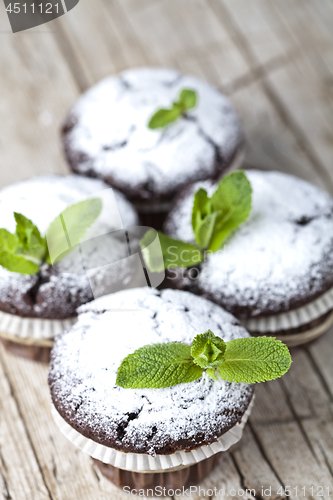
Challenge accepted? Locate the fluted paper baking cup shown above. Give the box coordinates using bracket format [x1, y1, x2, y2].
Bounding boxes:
[0, 310, 76, 345]
[240, 287, 333, 334]
[51, 397, 254, 473]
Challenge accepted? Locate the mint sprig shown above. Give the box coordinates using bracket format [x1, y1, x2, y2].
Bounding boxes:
[140, 171, 252, 271]
[116, 331, 292, 389]
[0, 198, 102, 275]
[148, 88, 197, 129]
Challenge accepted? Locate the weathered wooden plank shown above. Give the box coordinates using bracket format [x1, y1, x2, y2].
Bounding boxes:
[110, 0, 250, 89]
[0, 345, 52, 500]
[0, 4, 78, 188]
[211, 0, 333, 191]
[210, 0, 293, 67]
[308, 329, 333, 401]
[231, 425, 285, 500]
[0, 346, 147, 500]
[250, 419, 332, 500]
[54, 0, 251, 93]
[229, 79, 328, 191]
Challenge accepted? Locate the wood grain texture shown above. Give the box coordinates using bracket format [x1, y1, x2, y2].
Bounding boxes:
[0, 1, 333, 499]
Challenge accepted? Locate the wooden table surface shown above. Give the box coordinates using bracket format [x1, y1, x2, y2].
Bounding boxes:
[0, 1, 333, 499]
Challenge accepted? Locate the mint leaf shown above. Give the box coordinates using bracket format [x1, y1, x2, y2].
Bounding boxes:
[0, 229, 40, 275]
[0, 250, 40, 274]
[191, 330, 226, 368]
[14, 213, 47, 264]
[179, 89, 197, 110]
[191, 188, 209, 234]
[148, 107, 182, 129]
[116, 333, 292, 389]
[141, 230, 203, 272]
[208, 171, 252, 252]
[46, 197, 102, 264]
[218, 337, 292, 383]
[148, 88, 198, 129]
[116, 342, 203, 389]
[194, 210, 221, 249]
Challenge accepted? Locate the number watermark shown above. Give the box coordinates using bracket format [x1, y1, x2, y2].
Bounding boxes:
[3, 0, 80, 33]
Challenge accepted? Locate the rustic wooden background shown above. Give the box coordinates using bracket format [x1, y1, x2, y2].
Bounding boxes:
[0, 1, 333, 499]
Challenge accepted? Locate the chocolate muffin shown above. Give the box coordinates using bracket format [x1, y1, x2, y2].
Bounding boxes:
[62, 67, 243, 227]
[49, 287, 254, 491]
[0, 174, 140, 361]
[164, 170, 333, 346]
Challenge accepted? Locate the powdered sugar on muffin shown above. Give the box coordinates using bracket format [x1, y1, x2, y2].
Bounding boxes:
[164, 170, 333, 318]
[49, 288, 254, 456]
[63, 68, 243, 202]
[0, 175, 140, 318]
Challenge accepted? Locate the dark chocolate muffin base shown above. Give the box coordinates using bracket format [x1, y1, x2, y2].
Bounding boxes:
[93, 454, 221, 495]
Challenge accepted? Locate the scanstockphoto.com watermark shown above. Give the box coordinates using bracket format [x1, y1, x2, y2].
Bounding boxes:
[123, 485, 331, 497]
[123, 485, 257, 497]
[165, 246, 223, 282]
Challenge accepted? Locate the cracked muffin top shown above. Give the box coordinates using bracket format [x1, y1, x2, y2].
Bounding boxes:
[164, 170, 333, 319]
[49, 287, 254, 456]
[0, 175, 139, 319]
[62, 67, 243, 204]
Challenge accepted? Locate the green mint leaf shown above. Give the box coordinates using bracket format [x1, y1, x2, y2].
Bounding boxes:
[141, 230, 203, 272]
[14, 212, 47, 264]
[148, 89, 198, 129]
[191, 188, 210, 235]
[0, 250, 40, 274]
[14, 212, 43, 249]
[191, 330, 226, 368]
[0, 229, 40, 274]
[218, 337, 292, 383]
[46, 197, 102, 265]
[179, 89, 197, 110]
[194, 210, 221, 249]
[208, 171, 252, 252]
[116, 342, 203, 389]
[148, 106, 182, 129]
[0, 228, 19, 251]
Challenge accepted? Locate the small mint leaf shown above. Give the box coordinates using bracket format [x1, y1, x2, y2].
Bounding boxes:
[141, 230, 203, 272]
[218, 337, 292, 383]
[194, 210, 221, 249]
[148, 107, 182, 129]
[191, 188, 210, 235]
[179, 89, 197, 110]
[46, 197, 102, 264]
[14, 212, 47, 264]
[0, 251, 40, 274]
[116, 342, 203, 389]
[208, 171, 252, 252]
[148, 88, 198, 129]
[0, 228, 40, 274]
[0, 228, 19, 252]
[191, 330, 226, 368]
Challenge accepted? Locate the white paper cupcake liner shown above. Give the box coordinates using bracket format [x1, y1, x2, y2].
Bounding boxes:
[0, 310, 76, 346]
[240, 287, 333, 334]
[51, 397, 254, 473]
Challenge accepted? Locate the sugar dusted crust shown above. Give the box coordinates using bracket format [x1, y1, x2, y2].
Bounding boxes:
[164, 170, 333, 319]
[0, 175, 139, 319]
[49, 288, 254, 455]
[62, 67, 243, 202]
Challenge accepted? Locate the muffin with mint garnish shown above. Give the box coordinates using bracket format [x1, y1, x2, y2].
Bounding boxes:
[49, 287, 291, 493]
[62, 67, 244, 227]
[0, 174, 139, 362]
[155, 170, 333, 346]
